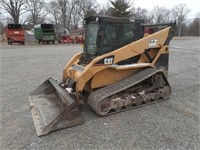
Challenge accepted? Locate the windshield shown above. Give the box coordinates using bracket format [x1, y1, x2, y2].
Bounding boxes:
[85, 23, 99, 55]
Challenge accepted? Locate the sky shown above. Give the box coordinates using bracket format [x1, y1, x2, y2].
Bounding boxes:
[97, 0, 200, 19]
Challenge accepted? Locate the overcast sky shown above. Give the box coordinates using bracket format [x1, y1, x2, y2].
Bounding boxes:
[97, 0, 200, 19]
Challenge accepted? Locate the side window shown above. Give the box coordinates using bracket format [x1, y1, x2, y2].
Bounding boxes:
[121, 23, 135, 46]
[102, 24, 118, 54]
[101, 23, 135, 55]
[104, 24, 117, 45]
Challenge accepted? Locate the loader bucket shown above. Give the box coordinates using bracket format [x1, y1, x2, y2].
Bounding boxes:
[29, 77, 84, 136]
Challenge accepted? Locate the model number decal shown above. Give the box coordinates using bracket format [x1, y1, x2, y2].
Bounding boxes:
[149, 39, 157, 47]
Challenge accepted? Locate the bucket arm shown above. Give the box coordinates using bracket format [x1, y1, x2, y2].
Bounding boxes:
[63, 24, 175, 94]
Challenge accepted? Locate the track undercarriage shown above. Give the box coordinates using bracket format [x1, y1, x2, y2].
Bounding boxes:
[87, 68, 171, 116]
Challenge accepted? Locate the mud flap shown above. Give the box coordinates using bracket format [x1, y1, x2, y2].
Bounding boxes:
[29, 77, 84, 136]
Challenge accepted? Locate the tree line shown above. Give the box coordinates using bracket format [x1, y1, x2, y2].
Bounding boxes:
[0, 0, 199, 36]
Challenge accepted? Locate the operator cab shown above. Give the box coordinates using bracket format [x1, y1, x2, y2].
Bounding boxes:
[83, 16, 144, 62]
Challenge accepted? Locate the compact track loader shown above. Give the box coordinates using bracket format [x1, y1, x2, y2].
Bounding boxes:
[29, 16, 176, 136]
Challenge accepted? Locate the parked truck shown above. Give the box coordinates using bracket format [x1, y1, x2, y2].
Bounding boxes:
[6, 24, 25, 45]
[34, 24, 57, 44]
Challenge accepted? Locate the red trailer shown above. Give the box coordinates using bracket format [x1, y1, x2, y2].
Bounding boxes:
[6, 24, 25, 45]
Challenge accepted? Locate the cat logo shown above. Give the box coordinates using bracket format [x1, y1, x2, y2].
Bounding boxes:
[104, 58, 114, 65]
[94, 55, 115, 66]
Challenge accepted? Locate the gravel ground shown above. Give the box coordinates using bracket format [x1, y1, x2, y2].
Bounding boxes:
[0, 37, 199, 150]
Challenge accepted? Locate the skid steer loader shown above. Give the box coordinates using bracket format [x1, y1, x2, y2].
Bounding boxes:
[29, 16, 176, 136]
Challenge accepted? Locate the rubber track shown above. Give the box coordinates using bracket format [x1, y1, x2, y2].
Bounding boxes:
[87, 68, 169, 116]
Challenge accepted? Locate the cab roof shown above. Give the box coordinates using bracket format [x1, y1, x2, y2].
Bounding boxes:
[84, 15, 143, 24]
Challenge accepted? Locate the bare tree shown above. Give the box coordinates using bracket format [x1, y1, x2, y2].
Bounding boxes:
[98, 3, 112, 16]
[188, 16, 200, 36]
[0, 0, 26, 24]
[151, 6, 171, 23]
[132, 7, 149, 23]
[77, 0, 98, 19]
[172, 3, 190, 36]
[71, 2, 82, 29]
[57, 0, 68, 29]
[0, 11, 5, 34]
[55, 0, 78, 30]
[46, 0, 80, 30]
[24, 0, 45, 25]
[66, 0, 79, 30]
[0, 21, 5, 35]
[45, 0, 100, 30]
[46, 1, 61, 25]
